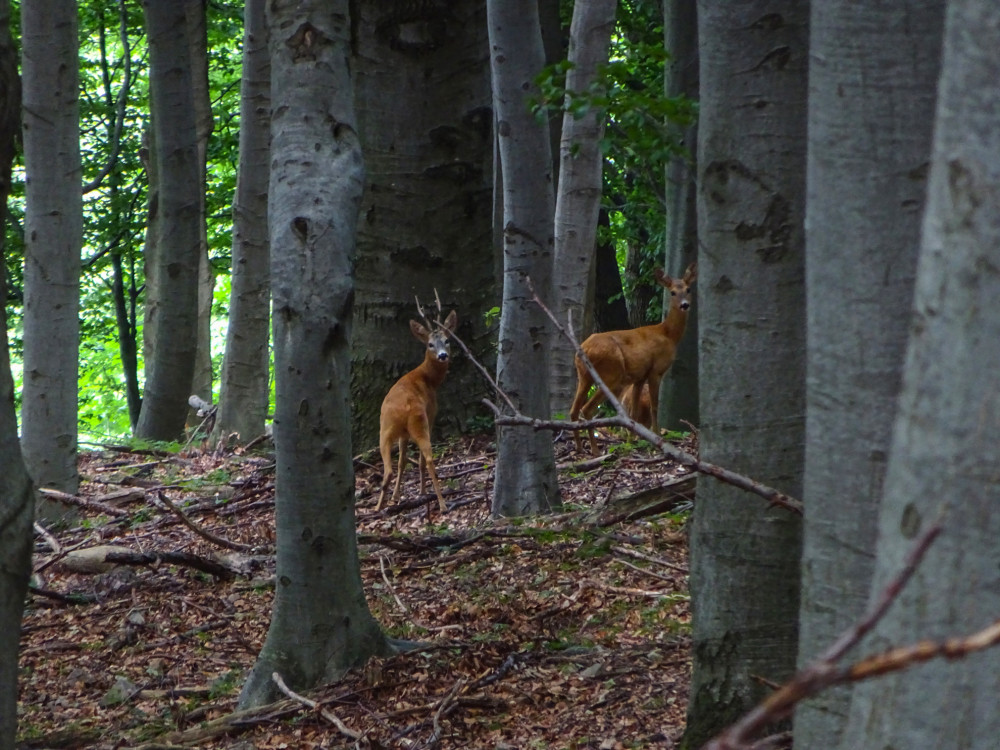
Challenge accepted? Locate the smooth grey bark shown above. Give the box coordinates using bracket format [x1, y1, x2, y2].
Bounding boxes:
[0, 3, 32, 745]
[593, 208, 629, 332]
[0, 299, 32, 750]
[20, 0, 81, 499]
[549, 0, 616, 416]
[659, 0, 699, 431]
[239, 0, 391, 708]
[487, 0, 561, 517]
[794, 3, 943, 745]
[352, 0, 494, 450]
[136, 1, 201, 441]
[839, 2, 1000, 747]
[682, 2, 808, 746]
[185, 0, 216, 418]
[215, 0, 270, 444]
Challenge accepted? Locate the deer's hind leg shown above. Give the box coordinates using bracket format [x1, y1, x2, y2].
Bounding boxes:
[389, 437, 408, 505]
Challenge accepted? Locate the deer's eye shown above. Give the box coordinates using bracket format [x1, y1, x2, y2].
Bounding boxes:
[671, 291, 676, 296]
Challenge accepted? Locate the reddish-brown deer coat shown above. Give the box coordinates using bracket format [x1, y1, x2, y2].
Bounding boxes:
[376, 310, 458, 512]
[569, 263, 697, 455]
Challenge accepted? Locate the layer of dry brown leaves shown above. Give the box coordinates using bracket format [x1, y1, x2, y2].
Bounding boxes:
[19, 429, 694, 749]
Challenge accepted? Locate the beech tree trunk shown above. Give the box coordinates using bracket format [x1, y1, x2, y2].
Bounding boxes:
[0, 3, 32, 745]
[20, 0, 82, 499]
[682, 2, 808, 746]
[136, 0, 201, 441]
[215, 0, 270, 444]
[548, 0, 616, 414]
[185, 0, 216, 418]
[794, 3, 943, 746]
[659, 0, 699, 431]
[839, 2, 1000, 746]
[239, 0, 391, 707]
[351, 0, 494, 449]
[487, 0, 561, 516]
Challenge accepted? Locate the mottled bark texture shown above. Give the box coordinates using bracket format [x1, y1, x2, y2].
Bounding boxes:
[215, 0, 271, 444]
[487, 0, 561, 516]
[682, 2, 808, 746]
[352, 0, 494, 450]
[238, 0, 391, 708]
[794, 3, 943, 746]
[659, 0, 700, 431]
[20, 0, 82, 500]
[136, 0, 201, 441]
[840, 2, 1000, 747]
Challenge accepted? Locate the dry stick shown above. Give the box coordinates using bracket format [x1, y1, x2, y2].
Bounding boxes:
[154, 491, 253, 552]
[270, 671, 362, 741]
[704, 517, 948, 750]
[38, 487, 131, 517]
[429, 678, 467, 748]
[611, 545, 688, 573]
[33, 521, 62, 555]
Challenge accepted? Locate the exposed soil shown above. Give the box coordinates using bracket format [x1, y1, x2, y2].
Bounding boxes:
[18, 428, 695, 749]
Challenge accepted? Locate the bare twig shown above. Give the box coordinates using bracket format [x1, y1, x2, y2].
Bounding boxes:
[38, 487, 130, 517]
[154, 491, 252, 552]
[270, 672, 361, 741]
[33, 521, 62, 555]
[429, 678, 467, 747]
[704, 517, 953, 749]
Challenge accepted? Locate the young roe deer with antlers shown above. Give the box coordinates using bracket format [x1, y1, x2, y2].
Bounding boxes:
[569, 262, 697, 455]
[375, 307, 458, 513]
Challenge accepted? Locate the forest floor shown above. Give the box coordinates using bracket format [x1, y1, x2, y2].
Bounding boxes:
[18, 427, 695, 750]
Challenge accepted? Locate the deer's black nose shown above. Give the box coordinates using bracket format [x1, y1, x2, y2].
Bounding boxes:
[438, 352, 449, 361]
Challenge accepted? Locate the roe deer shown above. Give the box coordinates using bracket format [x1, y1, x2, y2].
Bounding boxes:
[569, 263, 697, 455]
[376, 307, 458, 513]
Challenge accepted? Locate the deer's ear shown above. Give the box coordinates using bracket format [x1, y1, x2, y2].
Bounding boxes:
[684, 263, 698, 283]
[410, 320, 430, 342]
[443, 309, 458, 332]
[652, 268, 671, 286]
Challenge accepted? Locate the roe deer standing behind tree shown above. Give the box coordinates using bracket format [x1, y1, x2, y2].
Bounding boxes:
[569, 263, 697, 455]
[375, 307, 458, 513]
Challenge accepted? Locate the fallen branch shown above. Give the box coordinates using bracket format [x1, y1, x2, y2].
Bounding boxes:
[103, 549, 237, 581]
[429, 678, 467, 747]
[125, 698, 302, 748]
[154, 491, 253, 552]
[38, 487, 130, 517]
[271, 671, 361, 741]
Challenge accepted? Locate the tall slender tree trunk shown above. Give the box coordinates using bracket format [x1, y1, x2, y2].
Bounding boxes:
[239, 0, 391, 707]
[20, 0, 82, 501]
[136, 1, 202, 441]
[215, 0, 271, 443]
[351, 0, 494, 449]
[0, 3, 32, 744]
[487, 0, 561, 517]
[549, 0, 616, 415]
[794, 3, 943, 746]
[839, 2, 1000, 746]
[659, 0, 699, 430]
[185, 0, 216, 418]
[682, 2, 808, 746]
